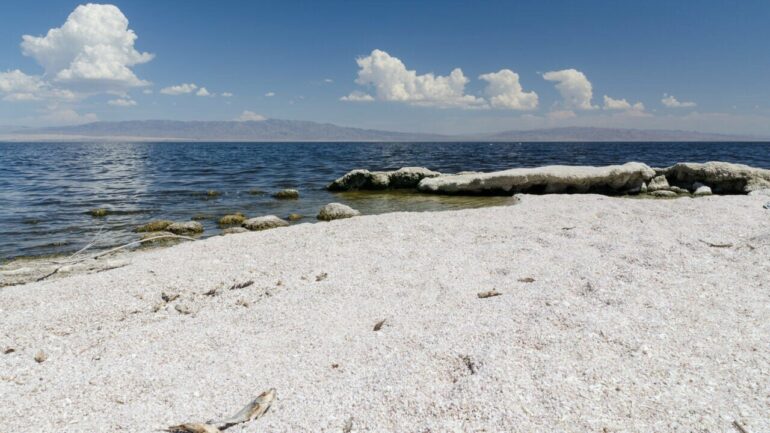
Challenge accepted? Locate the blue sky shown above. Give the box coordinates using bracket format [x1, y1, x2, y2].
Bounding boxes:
[0, 0, 769, 134]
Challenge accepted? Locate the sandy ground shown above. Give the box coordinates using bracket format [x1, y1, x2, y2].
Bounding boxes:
[1, 194, 768, 433]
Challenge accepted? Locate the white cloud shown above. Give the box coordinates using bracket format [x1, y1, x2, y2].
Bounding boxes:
[20, 4, 153, 92]
[661, 93, 696, 108]
[142, 89, 153, 94]
[603, 95, 644, 111]
[160, 83, 198, 95]
[340, 91, 374, 102]
[324, 78, 334, 83]
[235, 110, 266, 121]
[221, 92, 233, 97]
[479, 69, 538, 110]
[196, 87, 211, 97]
[348, 49, 485, 108]
[108, 97, 136, 107]
[543, 69, 596, 110]
[264, 92, 275, 97]
[0, 69, 77, 102]
[38, 108, 98, 125]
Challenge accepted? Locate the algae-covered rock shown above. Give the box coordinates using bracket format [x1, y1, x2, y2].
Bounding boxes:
[218, 213, 246, 226]
[273, 189, 299, 199]
[317, 203, 361, 221]
[242, 215, 289, 231]
[287, 213, 303, 221]
[135, 220, 174, 233]
[89, 208, 109, 217]
[166, 221, 204, 234]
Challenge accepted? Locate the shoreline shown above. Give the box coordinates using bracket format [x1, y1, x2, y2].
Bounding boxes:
[1, 194, 768, 432]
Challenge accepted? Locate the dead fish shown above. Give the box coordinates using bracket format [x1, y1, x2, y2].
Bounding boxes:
[209, 388, 276, 429]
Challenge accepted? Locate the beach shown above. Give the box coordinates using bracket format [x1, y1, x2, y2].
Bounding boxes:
[1, 194, 768, 432]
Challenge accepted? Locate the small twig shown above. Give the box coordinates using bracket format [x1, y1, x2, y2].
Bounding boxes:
[373, 319, 386, 331]
[700, 239, 734, 248]
[478, 290, 502, 299]
[228, 280, 254, 290]
[733, 420, 750, 433]
[35, 234, 197, 282]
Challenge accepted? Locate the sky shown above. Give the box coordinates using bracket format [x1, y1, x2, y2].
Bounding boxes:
[0, 0, 769, 135]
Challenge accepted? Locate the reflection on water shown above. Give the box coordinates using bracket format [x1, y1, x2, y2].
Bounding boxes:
[1, 141, 769, 260]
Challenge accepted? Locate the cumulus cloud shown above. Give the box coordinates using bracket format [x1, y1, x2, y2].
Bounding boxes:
[196, 87, 211, 97]
[264, 92, 275, 97]
[603, 95, 644, 111]
[547, 110, 577, 120]
[21, 4, 152, 92]
[661, 93, 696, 108]
[0, 69, 77, 102]
[142, 89, 153, 94]
[479, 69, 538, 110]
[160, 83, 198, 95]
[221, 92, 233, 97]
[39, 108, 98, 125]
[340, 91, 374, 102]
[543, 69, 596, 110]
[347, 49, 484, 108]
[235, 110, 266, 121]
[108, 97, 136, 107]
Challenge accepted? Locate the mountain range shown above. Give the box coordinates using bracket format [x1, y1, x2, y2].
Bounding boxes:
[2, 119, 763, 142]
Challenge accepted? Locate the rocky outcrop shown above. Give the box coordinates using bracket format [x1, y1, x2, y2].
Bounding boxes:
[693, 183, 712, 196]
[166, 221, 204, 234]
[658, 161, 770, 194]
[328, 167, 441, 191]
[646, 175, 670, 192]
[242, 215, 289, 231]
[417, 162, 655, 195]
[317, 203, 361, 221]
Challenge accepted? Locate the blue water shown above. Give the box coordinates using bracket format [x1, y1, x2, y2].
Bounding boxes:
[1, 141, 769, 261]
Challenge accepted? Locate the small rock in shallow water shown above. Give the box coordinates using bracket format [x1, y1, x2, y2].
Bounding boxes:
[287, 213, 303, 221]
[135, 220, 173, 232]
[317, 203, 361, 221]
[218, 213, 246, 226]
[242, 215, 289, 231]
[273, 189, 299, 199]
[89, 208, 109, 217]
[166, 221, 204, 234]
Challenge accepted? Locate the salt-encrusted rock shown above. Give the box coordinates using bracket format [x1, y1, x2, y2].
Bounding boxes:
[417, 162, 655, 195]
[748, 189, 770, 197]
[135, 220, 173, 232]
[222, 227, 248, 235]
[273, 189, 299, 199]
[646, 175, 670, 192]
[166, 221, 204, 234]
[659, 161, 770, 194]
[317, 203, 361, 221]
[242, 215, 289, 231]
[650, 190, 678, 198]
[668, 186, 689, 194]
[328, 167, 441, 191]
[693, 182, 712, 196]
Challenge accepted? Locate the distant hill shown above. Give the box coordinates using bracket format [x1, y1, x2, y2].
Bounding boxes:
[8, 120, 764, 142]
[476, 127, 757, 142]
[26, 119, 445, 141]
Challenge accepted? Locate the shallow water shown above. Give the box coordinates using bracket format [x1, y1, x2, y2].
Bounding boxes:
[1, 141, 769, 260]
